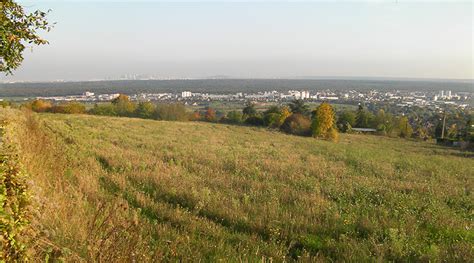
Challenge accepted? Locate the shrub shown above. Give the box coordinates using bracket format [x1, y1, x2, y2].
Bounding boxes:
[0, 100, 12, 108]
[226, 111, 243, 124]
[112, 94, 136, 117]
[155, 103, 188, 121]
[337, 110, 356, 132]
[280, 113, 311, 136]
[263, 113, 281, 128]
[0, 116, 31, 261]
[51, 102, 86, 114]
[242, 102, 257, 117]
[134, 102, 156, 119]
[244, 115, 265, 126]
[25, 99, 52, 113]
[89, 104, 117, 116]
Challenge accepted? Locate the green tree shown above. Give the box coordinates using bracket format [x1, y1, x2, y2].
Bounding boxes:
[374, 109, 394, 135]
[226, 110, 243, 124]
[263, 106, 282, 128]
[398, 116, 413, 138]
[135, 101, 155, 119]
[288, 99, 310, 115]
[242, 102, 257, 117]
[155, 103, 188, 121]
[337, 110, 356, 132]
[89, 104, 117, 116]
[311, 102, 338, 141]
[112, 94, 136, 117]
[355, 104, 373, 128]
[263, 113, 280, 128]
[1, 1, 52, 73]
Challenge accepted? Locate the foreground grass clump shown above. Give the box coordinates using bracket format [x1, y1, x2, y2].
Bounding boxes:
[12, 111, 474, 261]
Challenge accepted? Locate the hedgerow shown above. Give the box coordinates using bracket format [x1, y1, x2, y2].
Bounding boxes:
[0, 111, 31, 261]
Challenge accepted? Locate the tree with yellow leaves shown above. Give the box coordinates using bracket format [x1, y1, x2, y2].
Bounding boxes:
[311, 102, 338, 141]
[278, 106, 291, 127]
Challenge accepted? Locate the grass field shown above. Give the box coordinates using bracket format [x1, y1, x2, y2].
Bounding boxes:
[6, 110, 474, 261]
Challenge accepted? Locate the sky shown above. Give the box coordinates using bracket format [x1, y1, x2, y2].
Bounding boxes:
[2, 0, 473, 82]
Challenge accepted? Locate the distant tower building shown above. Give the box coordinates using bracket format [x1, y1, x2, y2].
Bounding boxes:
[439, 90, 444, 98]
[446, 90, 452, 98]
[302, 91, 310, 99]
[181, 91, 192, 98]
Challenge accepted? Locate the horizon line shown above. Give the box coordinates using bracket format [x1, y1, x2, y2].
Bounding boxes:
[2, 76, 474, 84]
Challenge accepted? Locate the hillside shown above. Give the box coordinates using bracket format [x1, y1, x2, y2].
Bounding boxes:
[3, 110, 473, 261]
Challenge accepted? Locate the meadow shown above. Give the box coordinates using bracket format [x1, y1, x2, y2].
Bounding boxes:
[3, 109, 473, 261]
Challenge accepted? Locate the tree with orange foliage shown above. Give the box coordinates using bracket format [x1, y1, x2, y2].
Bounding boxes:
[190, 111, 202, 121]
[311, 102, 338, 141]
[205, 107, 216, 122]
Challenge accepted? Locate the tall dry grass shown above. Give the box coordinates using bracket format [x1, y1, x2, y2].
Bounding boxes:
[3, 109, 474, 261]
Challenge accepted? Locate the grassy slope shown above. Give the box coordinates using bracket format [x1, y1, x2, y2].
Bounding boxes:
[17, 112, 474, 261]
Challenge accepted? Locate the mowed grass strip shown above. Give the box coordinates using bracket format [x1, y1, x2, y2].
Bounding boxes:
[21, 113, 474, 261]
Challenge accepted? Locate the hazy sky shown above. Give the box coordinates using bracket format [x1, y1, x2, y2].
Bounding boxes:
[2, 0, 473, 81]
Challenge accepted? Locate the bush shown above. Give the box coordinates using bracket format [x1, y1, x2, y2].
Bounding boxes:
[337, 110, 356, 132]
[263, 113, 281, 128]
[0, 114, 31, 261]
[0, 100, 12, 108]
[280, 114, 311, 136]
[155, 103, 188, 121]
[25, 99, 52, 112]
[134, 102, 156, 119]
[245, 115, 265, 126]
[89, 104, 117, 116]
[51, 102, 86, 114]
[242, 102, 257, 117]
[112, 94, 136, 117]
[225, 111, 243, 124]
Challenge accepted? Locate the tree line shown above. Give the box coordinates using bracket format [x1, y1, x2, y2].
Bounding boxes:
[10, 94, 472, 143]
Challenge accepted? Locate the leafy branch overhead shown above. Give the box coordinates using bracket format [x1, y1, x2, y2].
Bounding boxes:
[0, 0, 52, 74]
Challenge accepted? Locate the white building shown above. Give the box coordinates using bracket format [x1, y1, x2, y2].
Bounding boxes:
[181, 91, 192, 98]
[301, 90, 310, 99]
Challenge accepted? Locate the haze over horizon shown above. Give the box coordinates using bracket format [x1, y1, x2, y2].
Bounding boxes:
[2, 0, 473, 82]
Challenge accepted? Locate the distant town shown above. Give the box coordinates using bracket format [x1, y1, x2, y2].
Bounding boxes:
[31, 89, 472, 110]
